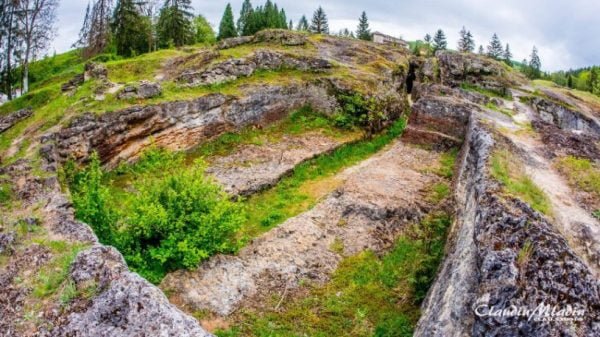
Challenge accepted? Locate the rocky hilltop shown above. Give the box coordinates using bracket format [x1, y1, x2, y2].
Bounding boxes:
[0, 30, 599, 336]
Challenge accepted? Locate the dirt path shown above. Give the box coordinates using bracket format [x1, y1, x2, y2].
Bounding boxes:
[206, 132, 358, 196]
[492, 91, 600, 276]
[162, 141, 443, 316]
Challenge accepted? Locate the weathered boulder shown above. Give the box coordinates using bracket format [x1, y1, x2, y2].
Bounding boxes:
[0, 108, 33, 133]
[84, 62, 108, 81]
[436, 50, 516, 95]
[54, 246, 213, 337]
[117, 81, 162, 100]
[217, 35, 254, 49]
[61, 74, 84, 92]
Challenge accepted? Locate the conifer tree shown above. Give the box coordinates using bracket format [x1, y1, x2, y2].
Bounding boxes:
[478, 45, 485, 55]
[503, 43, 512, 65]
[112, 0, 151, 56]
[237, 0, 253, 35]
[310, 6, 328, 34]
[486, 33, 503, 59]
[356, 11, 371, 41]
[296, 15, 308, 31]
[457, 26, 474, 53]
[218, 3, 237, 40]
[157, 0, 195, 47]
[529, 46, 541, 79]
[590, 67, 600, 95]
[288, 19, 293, 30]
[424, 33, 432, 44]
[433, 29, 447, 52]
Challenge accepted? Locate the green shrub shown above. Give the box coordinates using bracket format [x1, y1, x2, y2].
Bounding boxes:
[116, 160, 245, 283]
[555, 156, 600, 196]
[70, 152, 117, 244]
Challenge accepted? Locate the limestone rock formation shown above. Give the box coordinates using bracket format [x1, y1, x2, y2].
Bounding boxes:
[0, 108, 32, 134]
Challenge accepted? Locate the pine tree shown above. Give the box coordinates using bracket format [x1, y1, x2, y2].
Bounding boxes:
[237, 0, 253, 35]
[503, 43, 513, 65]
[218, 3, 237, 40]
[457, 26, 474, 53]
[478, 45, 484, 55]
[296, 15, 308, 31]
[279, 8, 287, 29]
[157, 0, 195, 47]
[310, 6, 328, 34]
[112, 0, 151, 56]
[356, 11, 371, 41]
[529, 46, 541, 79]
[288, 19, 293, 30]
[424, 34, 432, 44]
[433, 29, 447, 52]
[486, 33, 503, 59]
[567, 74, 573, 89]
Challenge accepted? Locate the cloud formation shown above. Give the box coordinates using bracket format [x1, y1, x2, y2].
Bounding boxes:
[52, 0, 599, 71]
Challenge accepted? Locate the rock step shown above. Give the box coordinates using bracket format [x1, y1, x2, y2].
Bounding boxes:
[162, 141, 443, 316]
[205, 132, 360, 197]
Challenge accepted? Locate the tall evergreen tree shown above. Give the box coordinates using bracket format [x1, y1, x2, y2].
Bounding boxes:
[112, 0, 151, 56]
[486, 33, 503, 59]
[529, 46, 541, 79]
[296, 15, 308, 31]
[433, 29, 447, 52]
[478, 45, 485, 55]
[503, 43, 512, 65]
[356, 11, 371, 41]
[237, 0, 253, 35]
[157, 0, 195, 47]
[590, 67, 600, 95]
[457, 26, 474, 53]
[217, 3, 237, 40]
[424, 33, 432, 44]
[288, 19, 293, 30]
[310, 6, 328, 34]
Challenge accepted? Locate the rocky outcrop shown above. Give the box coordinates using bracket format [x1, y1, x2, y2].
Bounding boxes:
[54, 246, 213, 337]
[55, 84, 338, 167]
[117, 81, 162, 100]
[436, 50, 517, 95]
[217, 29, 307, 50]
[528, 96, 600, 136]
[177, 50, 331, 86]
[207, 133, 354, 196]
[412, 83, 503, 107]
[163, 141, 441, 316]
[0, 108, 32, 133]
[61, 63, 109, 93]
[414, 92, 600, 337]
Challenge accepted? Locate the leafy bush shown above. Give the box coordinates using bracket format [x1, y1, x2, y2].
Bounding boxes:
[69, 150, 245, 283]
[70, 152, 117, 244]
[116, 161, 245, 282]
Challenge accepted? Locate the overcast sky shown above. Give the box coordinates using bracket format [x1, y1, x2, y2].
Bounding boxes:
[52, 0, 599, 71]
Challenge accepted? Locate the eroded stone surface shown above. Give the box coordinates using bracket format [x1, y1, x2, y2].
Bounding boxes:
[0, 108, 33, 134]
[162, 141, 441, 316]
[207, 132, 354, 196]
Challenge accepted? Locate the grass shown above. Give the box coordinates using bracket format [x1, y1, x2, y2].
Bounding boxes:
[461, 82, 511, 99]
[31, 240, 87, 299]
[555, 156, 600, 196]
[485, 101, 513, 117]
[216, 212, 452, 337]
[0, 182, 12, 205]
[239, 117, 406, 239]
[490, 149, 552, 215]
